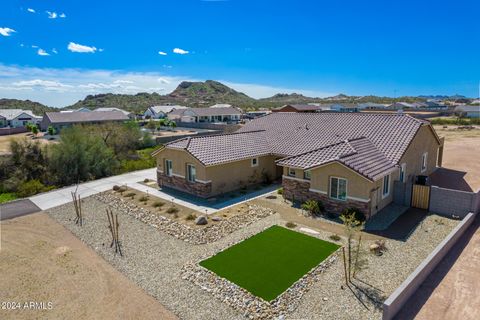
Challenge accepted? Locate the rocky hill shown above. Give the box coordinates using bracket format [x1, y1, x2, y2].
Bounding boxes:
[0, 98, 56, 115]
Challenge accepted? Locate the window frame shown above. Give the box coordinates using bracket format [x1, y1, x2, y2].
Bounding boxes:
[165, 159, 173, 177]
[288, 167, 296, 177]
[399, 163, 406, 183]
[186, 164, 196, 182]
[421, 152, 428, 173]
[382, 174, 391, 198]
[251, 157, 258, 167]
[303, 170, 311, 180]
[329, 176, 347, 201]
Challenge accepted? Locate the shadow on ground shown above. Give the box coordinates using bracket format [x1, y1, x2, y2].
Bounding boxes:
[365, 208, 427, 241]
[428, 167, 473, 192]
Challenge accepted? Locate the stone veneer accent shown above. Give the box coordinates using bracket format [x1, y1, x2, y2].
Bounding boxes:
[157, 170, 212, 198]
[282, 177, 370, 216]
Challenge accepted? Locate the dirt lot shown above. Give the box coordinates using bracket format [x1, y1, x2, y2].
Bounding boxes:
[0, 213, 177, 320]
[434, 125, 480, 191]
[0, 132, 55, 155]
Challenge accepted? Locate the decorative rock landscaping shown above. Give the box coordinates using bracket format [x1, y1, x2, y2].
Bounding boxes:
[182, 250, 339, 319]
[93, 192, 275, 244]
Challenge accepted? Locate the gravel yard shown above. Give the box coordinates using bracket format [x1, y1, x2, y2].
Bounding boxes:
[46, 196, 459, 320]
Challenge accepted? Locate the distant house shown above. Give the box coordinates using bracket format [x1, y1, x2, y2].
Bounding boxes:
[167, 107, 242, 123]
[357, 103, 388, 110]
[454, 105, 480, 118]
[389, 102, 414, 109]
[272, 104, 323, 113]
[245, 110, 271, 119]
[209, 103, 232, 108]
[94, 107, 135, 119]
[40, 111, 130, 131]
[60, 107, 91, 113]
[329, 103, 358, 113]
[0, 109, 42, 128]
[144, 105, 187, 119]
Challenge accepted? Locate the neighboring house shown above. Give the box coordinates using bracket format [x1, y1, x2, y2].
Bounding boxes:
[454, 105, 480, 118]
[389, 102, 414, 109]
[357, 103, 389, 110]
[209, 103, 232, 108]
[272, 104, 324, 113]
[144, 105, 187, 119]
[329, 103, 358, 113]
[153, 113, 442, 219]
[0, 109, 42, 128]
[245, 110, 272, 119]
[60, 107, 91, 113]
[0, 114, 6, 127]
[94, 107, 135, 119]
[40, 111, 129, 131]
[167, 107, 242, 123]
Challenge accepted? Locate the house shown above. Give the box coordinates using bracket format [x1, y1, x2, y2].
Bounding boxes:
[389, 102, 414, 109]
[0, 109, 42, 128]
[167, 107, 242, 123]
[209, 103, 232, 108]
[245, 110, 272, 119]
[329, 103, 358, 113]
[357, 103, 389, 110]
[454, 105, 480, 118]
[153, 113, 442, 219]
[40, 111, 129, 131]
[144, 105, 187, 119]
[94, 107, 135, 119]
[60, 107, 91, 113]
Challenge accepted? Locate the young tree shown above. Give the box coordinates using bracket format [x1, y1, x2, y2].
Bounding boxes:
[47, 125, 56, 136]
[340, 209, 365, 282]
[31, 126, 39, 137]
[146, 120, 157, 134]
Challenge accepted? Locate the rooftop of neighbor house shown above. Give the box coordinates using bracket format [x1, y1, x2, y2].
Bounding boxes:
[149, 105, 187, 114]
[44, 110, 130, 123]
[94, 107, 132, 115]
[157, 113, 434, 178]
[0, 109, 41, 120]
[169, 106, 242, 117]
[454, 105, 480, 112]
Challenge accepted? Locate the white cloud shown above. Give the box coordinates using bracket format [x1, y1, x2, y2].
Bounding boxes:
[52, 48, 58, 54]
[13, 79, 73, 90]
[158, 51, 167, 56]
[0, 27, 16, 37]
[158, 78, 170, 84]
[67, 42, 97, 53]
[59, 13, 66, 18]
[37, 49, 50, 56]
[173, 48, 189, 55]
[46, 11, 58, 19]
[27, 8, 36, 13]
[31, 45, 38, 48]
[114, 80, 134, 84]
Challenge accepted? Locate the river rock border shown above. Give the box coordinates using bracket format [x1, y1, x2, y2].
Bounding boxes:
[181, 241, 340, 319]
[93, 192, 275, 245]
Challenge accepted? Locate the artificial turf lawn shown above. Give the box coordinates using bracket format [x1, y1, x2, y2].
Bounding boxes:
[199, 225, 340, 301]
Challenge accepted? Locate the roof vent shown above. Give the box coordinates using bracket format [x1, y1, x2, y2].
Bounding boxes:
[304, 123, 309, 130]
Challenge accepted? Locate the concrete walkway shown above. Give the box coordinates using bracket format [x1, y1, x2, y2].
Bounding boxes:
[27, 168, 280, 214]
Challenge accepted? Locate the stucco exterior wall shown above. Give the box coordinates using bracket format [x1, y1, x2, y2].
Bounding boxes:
[156, 147, 207, 181]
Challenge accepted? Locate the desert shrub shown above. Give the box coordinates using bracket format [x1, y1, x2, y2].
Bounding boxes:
[139, 195, 149, 202]
[125, 192, 136, 199]
[286, 222, 297, 228]
[167, 207, 179, 214]
[144, 178, 150, 183]
[277, 188, 283, 195]
[112, 185, 121, 191]
[341, 207, 366, 223]
[0, 193, 18, 204]
[329, 234, 341, 241]
[153, 201, 165, 208]
[17, 180, 53, 197]
[301, 200, 324, 216]
[185, 213, 196, 220]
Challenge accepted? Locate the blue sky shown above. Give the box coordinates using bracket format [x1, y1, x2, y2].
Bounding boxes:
[0, 0, 479, 107]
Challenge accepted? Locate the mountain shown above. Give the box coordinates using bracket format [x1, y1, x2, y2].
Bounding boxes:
[0, 98, 56, 115]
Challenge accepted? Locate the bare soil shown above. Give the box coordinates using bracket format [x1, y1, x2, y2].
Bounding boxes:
[0, 212, 178, 320]
[434, 125, 480, 191]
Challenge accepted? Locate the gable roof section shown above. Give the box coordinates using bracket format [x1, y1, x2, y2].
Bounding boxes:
[149, 105, 187, 114]
[94, 107, 132, 115]
[169, 107, 242, 117]
[0, 109, 40, 120]
[45, 111, 129, 123]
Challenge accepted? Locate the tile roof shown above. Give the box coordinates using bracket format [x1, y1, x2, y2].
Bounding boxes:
[0, 109, 40, 120]
[161, 113, 432, 179]
[169, 107, 242, 117]
[149, 105, 187, 114]
[94, 107, 132, 115]
[45, 111, 129, 123]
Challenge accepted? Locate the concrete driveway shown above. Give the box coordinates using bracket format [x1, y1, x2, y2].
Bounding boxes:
[0, 199, 41, 221]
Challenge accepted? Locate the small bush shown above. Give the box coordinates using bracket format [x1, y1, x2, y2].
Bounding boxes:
[286, 222, 297, 228]
[112, 185, 121, 191]
[167, 207, 179, 214]
[153, 201, 165, 208]
[17, 180, 52, 197]
[301, 199, 324, 216]
[139, 195, 149, 202]
[185, 213, 196, 220]
[329, 234, 341, 241]
[341, 207, 366, 223]
[125, 192, 136, 199]
[277, 188, 283, 195]
[144, 178, 150, 183]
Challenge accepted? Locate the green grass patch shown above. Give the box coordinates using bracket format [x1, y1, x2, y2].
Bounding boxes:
[0, 193, 18, 204]
[199, 225, 340, 301]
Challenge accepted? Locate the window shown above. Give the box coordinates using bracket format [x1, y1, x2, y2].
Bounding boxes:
[288, 168, 296, 177]
[330, 177, 347, 201]
[187, 164, 196, 182]
[251, 157, 258, 167]
[382, 174, 390, 198]
[421, 152, 428, 173]
[165, 159, 173, 176]
[304, 170, 311, 180]
[399, 163, 406, 183]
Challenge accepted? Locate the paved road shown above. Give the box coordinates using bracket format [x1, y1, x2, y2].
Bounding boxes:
[394, 215, 480, 320]
[0, 199, 41, 221]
